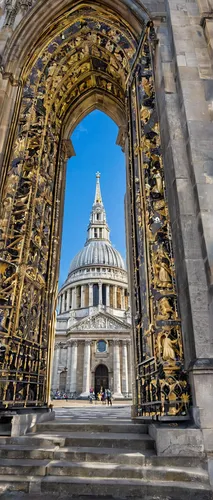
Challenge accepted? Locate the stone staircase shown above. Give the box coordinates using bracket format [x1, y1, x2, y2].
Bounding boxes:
[0, 417, 211, 499]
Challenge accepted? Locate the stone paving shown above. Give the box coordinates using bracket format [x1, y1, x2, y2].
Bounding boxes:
[54, 405, 132, 420]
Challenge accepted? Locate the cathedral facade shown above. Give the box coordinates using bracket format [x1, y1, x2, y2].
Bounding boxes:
[51, 174, 132, 398]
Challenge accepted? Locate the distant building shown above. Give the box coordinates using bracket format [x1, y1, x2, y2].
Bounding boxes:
[51, 173, 132, 398]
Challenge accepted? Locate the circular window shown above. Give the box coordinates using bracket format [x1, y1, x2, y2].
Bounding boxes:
[97, 340, 107, 353]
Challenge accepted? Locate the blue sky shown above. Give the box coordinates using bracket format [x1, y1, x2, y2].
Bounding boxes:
[59, 110, 126, 287]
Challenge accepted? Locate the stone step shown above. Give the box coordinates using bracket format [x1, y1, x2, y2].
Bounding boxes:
[53, 446, 208, 469]
[0, 475, 211, 500]
[32, 431, 154, 451]
[0, 459, 49, 476]
[0, 436, 66, 448]
[46, 460, 209, 483]
[34, 421, 148, 434]
[0, 457, 208, 485]
[0, 445, 56, 460]
[41, 475, 212, 499]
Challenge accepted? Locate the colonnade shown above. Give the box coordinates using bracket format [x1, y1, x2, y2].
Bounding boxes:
[58, 284, 128, 313]
[52, 339, 132, 396]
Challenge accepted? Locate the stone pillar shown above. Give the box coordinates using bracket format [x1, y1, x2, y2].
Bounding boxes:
[127, 341, 133, 396]
[121, 288, 125, 310]
[52, 347, 60, 390]
[81, 340, 91, 396]
[72, 287, 77, 309]
[81, 285, 85, 308]
[122, 340, 129, 396]
[113, 286, 117, 309]
[66, 344, 72, 392]
[61, 293, 65, 313]
[67, 289, 71, 310]
[89, 284, 93, 306]
[99, 282, 102, 305]
[106, 285, 110, 307]
[70, 341, 78, 394]
[113, 340, 123, 398]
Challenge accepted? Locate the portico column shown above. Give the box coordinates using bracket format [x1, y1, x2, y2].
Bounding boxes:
[62, 293, 65, 313]
[70, 341, 78, 394]
[106, 285, 110, 307]
[72, 287, 77, 309]
[113, 286, 117, 309]
[121, 289, 125, 310]
[89, 284, 93, 306]
[113, 339, 123, 398]
[81, 340, 91, 395]
[122, 340, 129, 396]
[52, 347, 60, 390]
[67, 289, 71, 310]
[66, 343, 72, 392]
[99, 282, 102, 305]
[81, 285, 85, 308]
[127, 341, 132, 396]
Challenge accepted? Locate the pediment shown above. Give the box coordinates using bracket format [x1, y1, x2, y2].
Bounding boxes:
[70, 312, 130, 332]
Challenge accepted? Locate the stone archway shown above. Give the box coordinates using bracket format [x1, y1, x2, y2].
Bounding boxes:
[0, 0, 189, 418]
[95, 364, 109, 394]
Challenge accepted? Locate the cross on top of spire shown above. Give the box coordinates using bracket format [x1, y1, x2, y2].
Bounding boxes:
[94, 171, 102, 205]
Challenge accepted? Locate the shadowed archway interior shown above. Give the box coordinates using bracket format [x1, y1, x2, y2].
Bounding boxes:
[0, 1, 189, 415]
[95, 364, 109, 394]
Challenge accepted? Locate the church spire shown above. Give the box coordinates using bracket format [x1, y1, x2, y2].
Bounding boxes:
[94, 172, 103, 205]
[86, 173, 110, 243]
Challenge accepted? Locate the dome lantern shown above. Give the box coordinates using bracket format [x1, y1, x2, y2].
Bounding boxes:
[67, 173, 126, 278]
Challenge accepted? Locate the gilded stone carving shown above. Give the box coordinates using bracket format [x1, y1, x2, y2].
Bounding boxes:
[127, 24, 189, 416]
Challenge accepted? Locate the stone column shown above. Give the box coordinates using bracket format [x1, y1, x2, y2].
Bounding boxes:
[81, 340, 91, 396]
[89, 284, 93, 306]
[81, 285, 85, 308]
[106, 285, 110, 307]
[66, 344, 72, 392]
[52, 347, 60, 390]
[99, 282, 102, 305]
[58, 295, 61, 313]
[67, 289, 71, 310]
[127, 340, 134, 396]
[72, 287, 77, 309]
[61, 293, 65, 313]
[113, 286, 117, 309]
[121, 289, 125, 310]
[122, 340, 129, 396]
[70, 341, 78, 394]
[113, 339, 123, 398]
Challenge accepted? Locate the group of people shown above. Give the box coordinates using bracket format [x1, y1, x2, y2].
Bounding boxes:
[89, 388, 112, 405]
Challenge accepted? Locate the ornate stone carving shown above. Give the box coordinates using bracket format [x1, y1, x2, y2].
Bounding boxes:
[127, 23, 189, 417]
[72, 313, 130, 331]
[3, 0, 35, 28]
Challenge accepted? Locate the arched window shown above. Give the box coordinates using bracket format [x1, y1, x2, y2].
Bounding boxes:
[97, 340, 107, 353]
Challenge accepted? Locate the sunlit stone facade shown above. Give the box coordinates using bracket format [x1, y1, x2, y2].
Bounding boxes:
[52, 173, 132, 398]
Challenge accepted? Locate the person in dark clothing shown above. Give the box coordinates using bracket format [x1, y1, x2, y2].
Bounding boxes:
[106, 388, 112, 406]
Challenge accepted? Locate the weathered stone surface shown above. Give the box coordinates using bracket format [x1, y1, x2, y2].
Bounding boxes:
[11, 411, 55, 437]
[149, 423, 205, 457]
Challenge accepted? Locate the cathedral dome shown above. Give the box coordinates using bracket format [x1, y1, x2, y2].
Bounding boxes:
[69, 240, 126, 275]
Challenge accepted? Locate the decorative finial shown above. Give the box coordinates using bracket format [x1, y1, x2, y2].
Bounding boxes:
[94, 172, 102, 205]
